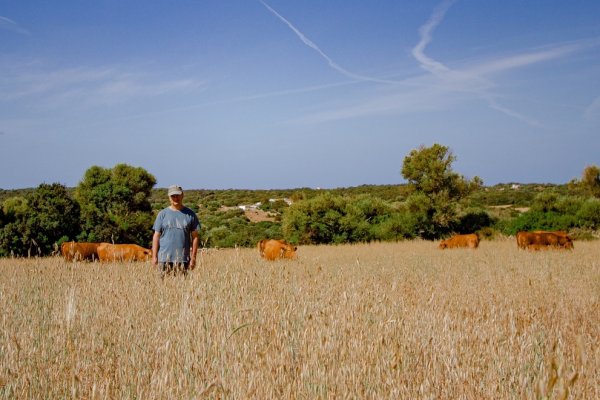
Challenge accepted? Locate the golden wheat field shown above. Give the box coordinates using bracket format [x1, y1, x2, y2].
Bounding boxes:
[0, 239, 598, 399]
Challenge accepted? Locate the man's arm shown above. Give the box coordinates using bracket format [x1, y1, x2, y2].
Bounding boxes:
[152, 231, 160, 265]
[189, 230, 199, 270]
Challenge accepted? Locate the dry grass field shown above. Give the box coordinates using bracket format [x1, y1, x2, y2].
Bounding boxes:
[1, 239, 598, 399]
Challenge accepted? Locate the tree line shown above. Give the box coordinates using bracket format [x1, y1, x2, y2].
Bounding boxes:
[1, 144, 599, 256]
[0, 164, 156, 257]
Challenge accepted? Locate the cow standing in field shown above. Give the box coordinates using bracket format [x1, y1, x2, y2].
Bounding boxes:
[258, 239, 297, 260]
[516, 231, 573, 250]
[97, 243, 152, 262]
[61, 241, 101, 261]
[439, 233, 479, 249]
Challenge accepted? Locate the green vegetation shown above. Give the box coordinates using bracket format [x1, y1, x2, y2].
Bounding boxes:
[0, 164, 156, 256]
[0, 183, 80, 257]
[1, 147, 598, 256]
[400, 144, 482, 239]
[75, 164, 156, 245]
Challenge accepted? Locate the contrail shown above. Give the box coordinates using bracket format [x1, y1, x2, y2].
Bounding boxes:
[412, 0, 455, 75]
[412, 0, 543, 127]
[0, 16, 30, 35]
[486, 97, 542, 127]
[259, 0, 401, 84]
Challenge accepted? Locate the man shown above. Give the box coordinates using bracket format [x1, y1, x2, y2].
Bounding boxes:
[152, 185, 200, 276]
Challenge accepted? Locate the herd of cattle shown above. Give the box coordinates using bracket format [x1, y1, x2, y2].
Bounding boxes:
[59, 230, 573, 262]
[437, 230, 573, 250]
[61, 242, 152, 262]
[59, 239, 300, 262]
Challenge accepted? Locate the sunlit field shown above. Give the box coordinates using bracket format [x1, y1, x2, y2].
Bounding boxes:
[1, 239, 598, 399]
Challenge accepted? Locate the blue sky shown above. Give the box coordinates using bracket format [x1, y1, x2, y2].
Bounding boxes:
[1, 1, 599, 190]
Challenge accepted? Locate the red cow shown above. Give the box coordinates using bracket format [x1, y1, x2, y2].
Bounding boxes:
[97, 243, 152, 262]
[516, 231, 573, 250]
[439, 233, 479, 249]
[258, 239, 297, 260]
[61, 241, 101, 261]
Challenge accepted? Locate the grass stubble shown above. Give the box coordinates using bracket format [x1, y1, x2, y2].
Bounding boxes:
[0, 239, 598, 399]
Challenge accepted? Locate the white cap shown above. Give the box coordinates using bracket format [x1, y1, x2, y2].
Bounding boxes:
[167, 185, 183, 196]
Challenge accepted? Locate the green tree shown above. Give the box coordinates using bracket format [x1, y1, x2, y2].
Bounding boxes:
[75, 164, 156, 245]
[0, 222, 26, 257]
[401, 144, 481, 239]
[581, 165, 600, 198]
[0, 184, 80, 256]
[25, 183, 81, 255]
[2, 196, 28, 220]
[530, 192, 560, 213]
[282, 193, 353, 245]
[0, 196, 29, 256]
[455, 209, 495, 234]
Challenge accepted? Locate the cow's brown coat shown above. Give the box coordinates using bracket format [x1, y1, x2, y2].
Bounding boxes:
[97, 243, 152, 261]
[516, 231, 573, 250]
[61, 241, 101, 261]
[439, 233, 479, 249]
[258, 239, 297, 260]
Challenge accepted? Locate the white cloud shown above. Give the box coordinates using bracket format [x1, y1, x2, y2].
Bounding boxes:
[0, 63, 204, 107]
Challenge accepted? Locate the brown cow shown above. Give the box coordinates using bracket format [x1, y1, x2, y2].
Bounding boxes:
[439, 233, 479, 249]
[61, 241, 101, 261]
[534, 230, 570, 237]
[259, 239, 297, 260]
[97, 243, 152, 262]
[516, 231, 573, 250]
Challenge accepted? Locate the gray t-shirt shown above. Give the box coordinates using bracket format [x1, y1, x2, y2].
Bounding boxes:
[153, 207, 200, 263]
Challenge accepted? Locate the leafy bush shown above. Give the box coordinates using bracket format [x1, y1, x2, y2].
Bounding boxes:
[283, 193, 425, 245]
[575, 198, 600, 229]
[455, 209, 495, 234]
[0, 184, 80, 256]
[76, 164, 156, 245]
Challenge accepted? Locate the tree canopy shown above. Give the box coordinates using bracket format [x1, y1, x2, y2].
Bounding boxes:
[75, 164, 156, 245]
[401, 144, 482, 238]
[0, 183, 80, 256]
[581, 165, 600, 198]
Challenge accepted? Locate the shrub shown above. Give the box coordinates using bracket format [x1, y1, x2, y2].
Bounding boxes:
[576, 198, 600, 229]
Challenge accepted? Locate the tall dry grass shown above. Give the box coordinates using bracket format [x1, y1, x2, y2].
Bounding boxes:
[0, 239, 598, 399]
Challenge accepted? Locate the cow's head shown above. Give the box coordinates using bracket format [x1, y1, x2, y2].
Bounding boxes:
[281, 243, 297, 259]
[560, 237, 574, 249]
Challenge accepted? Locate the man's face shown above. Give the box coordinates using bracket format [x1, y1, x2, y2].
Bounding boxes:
[169, 193, 183, 206]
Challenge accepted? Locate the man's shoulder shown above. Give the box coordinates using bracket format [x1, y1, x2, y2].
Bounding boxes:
[181, 206, 197, 215]
[156, 207, 171, 216]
